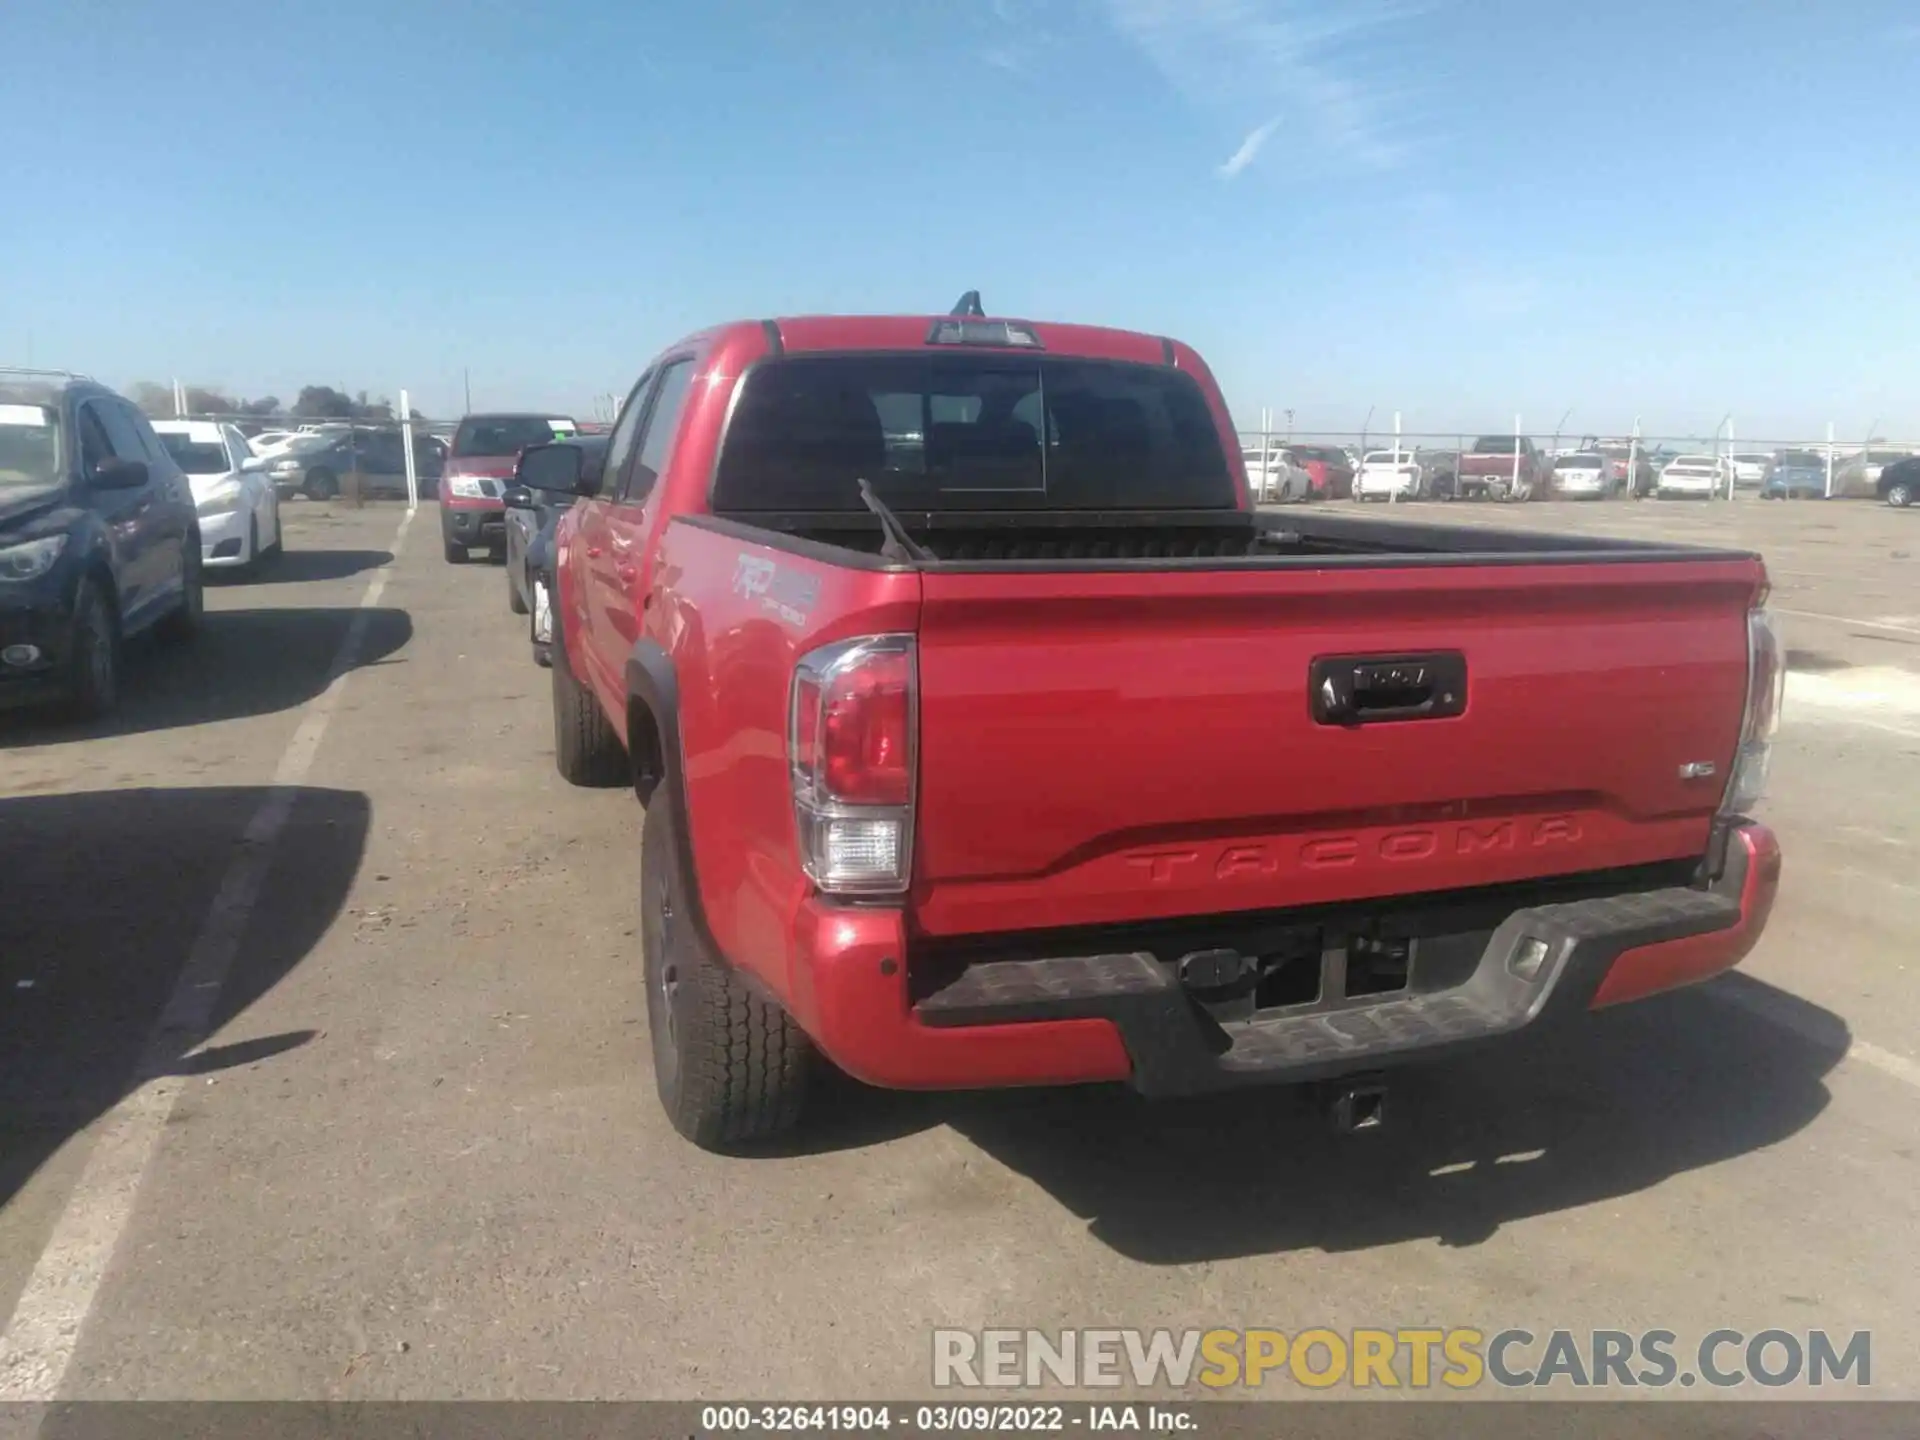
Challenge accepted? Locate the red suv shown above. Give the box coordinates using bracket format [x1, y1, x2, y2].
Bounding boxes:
[441, 413, 577, 563]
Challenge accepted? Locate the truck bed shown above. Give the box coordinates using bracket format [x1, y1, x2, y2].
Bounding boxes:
[660, 507, 1764, 943]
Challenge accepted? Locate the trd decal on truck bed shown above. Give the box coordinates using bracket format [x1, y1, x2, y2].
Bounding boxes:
[1123, 817, 1585, 885]
[731, 552, 822, 627]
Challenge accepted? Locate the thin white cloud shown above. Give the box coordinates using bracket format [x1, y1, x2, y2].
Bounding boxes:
[979, 0, 1053, 76]
[1218, 117, 1283, 178]
[1104, 0, 1430, 175]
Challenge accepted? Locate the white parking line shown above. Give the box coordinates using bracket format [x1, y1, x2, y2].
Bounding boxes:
[0, 509, 414, 1403]
[1774, 607, 1920, 636]
[1782, 669, 1920, 743]
[1713, 983, 1920, 1091]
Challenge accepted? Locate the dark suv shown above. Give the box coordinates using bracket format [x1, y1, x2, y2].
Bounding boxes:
[0, 370, 204, 717]
[263, 427, 444, 502]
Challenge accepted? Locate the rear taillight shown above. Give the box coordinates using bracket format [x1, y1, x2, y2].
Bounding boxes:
[790, 635, 916, 895]
[1722, 604, 1784, 816]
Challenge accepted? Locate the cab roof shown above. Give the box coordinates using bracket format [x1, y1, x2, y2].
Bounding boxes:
[759, 314, 1181, 368]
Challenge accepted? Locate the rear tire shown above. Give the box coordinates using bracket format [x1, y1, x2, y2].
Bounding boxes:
[551, 615, 628, 786]
[444, 539, 469, 564]
[642, 794, 811, 1149]
[64, 578, 120, 721]
[1886, 482, 1913, 508]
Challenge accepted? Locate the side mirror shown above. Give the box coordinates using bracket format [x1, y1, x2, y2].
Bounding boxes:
[516, 442, 588, 496]
[88, 457, 149, 490]
[240, 456, 267, 473]
[501, 485, 536, 510]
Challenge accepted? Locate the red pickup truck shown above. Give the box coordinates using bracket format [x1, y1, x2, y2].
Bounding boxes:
[514, 301, 1784, 1151]
[1456, 434, 1548, 501]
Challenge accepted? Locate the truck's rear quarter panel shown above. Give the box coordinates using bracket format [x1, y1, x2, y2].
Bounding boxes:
[911, 556, 1760, 937]
[652, 518, 918, 990]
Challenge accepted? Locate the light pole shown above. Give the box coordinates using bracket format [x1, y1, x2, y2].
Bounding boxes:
[1552, 407, 1572, 455]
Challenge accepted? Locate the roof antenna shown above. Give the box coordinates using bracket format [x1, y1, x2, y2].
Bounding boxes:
[951, 291, 985, 318]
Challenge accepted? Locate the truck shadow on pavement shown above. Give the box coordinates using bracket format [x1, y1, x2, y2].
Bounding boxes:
[0, 606, 411, 748]
[0, 785, 369, 1212]
[931, 978, 1844, 1263]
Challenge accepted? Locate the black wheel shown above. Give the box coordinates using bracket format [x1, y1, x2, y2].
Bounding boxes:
[642, 794, 811, 1149]
[487, 543, 507, 565]
[444, 539, 469, 564]
[64, 577, 120, 720]
[303, 468, 339, 502]
[551, 614, 627, 786]
[1886, 482, 1913, 508]
[155, 539, 203, 644]
[507, 563, 529, 614]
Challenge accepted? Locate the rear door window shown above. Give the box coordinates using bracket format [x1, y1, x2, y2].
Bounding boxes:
[712, 354, 1233, 512]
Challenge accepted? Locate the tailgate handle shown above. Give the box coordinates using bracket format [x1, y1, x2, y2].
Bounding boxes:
[1311, 652, 1467, 726]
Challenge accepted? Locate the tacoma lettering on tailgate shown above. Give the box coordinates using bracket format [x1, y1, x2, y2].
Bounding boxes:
[1124, 817, 1585, 885]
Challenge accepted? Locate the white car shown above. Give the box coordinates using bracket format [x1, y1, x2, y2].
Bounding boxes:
[1656, 454, 1731, 500]
[1241, 446, 1311, 502]
[1729, 452, 1772, 488]
[152, 419, 284, 568]
[248, 428, 301, 455]
[1548, 451, 1617, 498]
[1354, 450, 1426, 501]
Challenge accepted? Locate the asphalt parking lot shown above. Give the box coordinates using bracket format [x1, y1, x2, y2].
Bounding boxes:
[1, 495, 1917, 1408]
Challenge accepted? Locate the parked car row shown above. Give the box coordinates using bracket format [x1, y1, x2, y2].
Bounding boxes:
[1259, 434, 1920, 507]
[259, 427, 448, 502]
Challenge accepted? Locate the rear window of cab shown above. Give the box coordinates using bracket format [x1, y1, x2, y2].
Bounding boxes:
[711, 353, 1234, 512]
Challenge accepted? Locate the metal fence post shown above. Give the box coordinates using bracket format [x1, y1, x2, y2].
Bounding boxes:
[401, 387, 419, 513]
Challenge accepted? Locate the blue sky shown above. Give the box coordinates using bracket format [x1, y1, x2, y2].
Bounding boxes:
[4, 0, 1919, 442]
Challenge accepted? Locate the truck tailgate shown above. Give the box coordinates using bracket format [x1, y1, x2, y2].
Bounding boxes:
[909, 557, 1761, 937]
